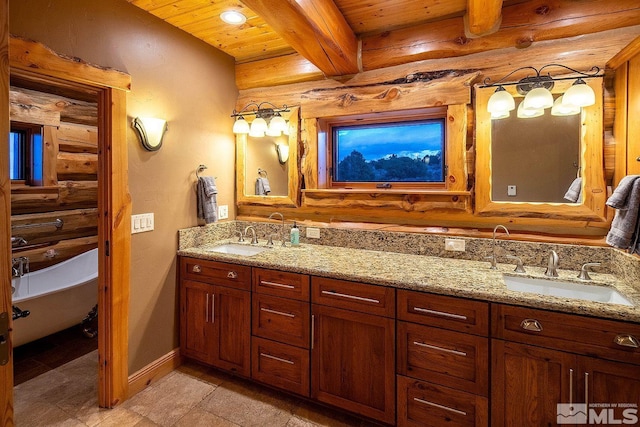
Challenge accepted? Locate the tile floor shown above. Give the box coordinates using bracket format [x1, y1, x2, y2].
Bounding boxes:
[14, 351, 381, 426]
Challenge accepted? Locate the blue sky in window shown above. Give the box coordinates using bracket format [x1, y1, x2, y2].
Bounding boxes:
[336, 121, 443, 162]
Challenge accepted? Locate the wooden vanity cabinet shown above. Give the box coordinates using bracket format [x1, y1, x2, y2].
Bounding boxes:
[311, 277, 396, 425]
[491, 304, 640, 426]
[396, 290, 489, 427]
[251, 268, 311, 396]
[179, 257, 251, 377]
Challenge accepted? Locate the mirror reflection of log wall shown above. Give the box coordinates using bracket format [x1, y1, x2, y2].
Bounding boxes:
[10, 84, 98, 272]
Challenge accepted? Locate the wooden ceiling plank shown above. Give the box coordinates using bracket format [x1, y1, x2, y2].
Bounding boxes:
[607, 35, 640, 69]
[362, 0, 640, 71]
[465, 0, 503, 37]
[236, 53, 323, 90]
[241, 0, 359, 76]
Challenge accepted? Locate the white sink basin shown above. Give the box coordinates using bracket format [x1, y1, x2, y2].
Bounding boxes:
[503, 274, 633, 306]
[205, 243, 268, 256]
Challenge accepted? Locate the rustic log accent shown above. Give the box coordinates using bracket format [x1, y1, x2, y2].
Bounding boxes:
[56, 152, 98, 180]
[11, 180, 98, 214]
[10, 185, 59, 212]
[301, 118, 318, 189]
[9, 36, 131, 91]
[13, 235, 98, 272]
[10, 86, 97, 126]
[362, 0, 640, 71]
[628, 55, 640, 176]
[465, 0, 503, 37]
[42, 126, 58, 187]
[9, 96, 60, 126]
[240, 0, 359, 76]
[56, 122, 98, 154]
[446, 104, 468, 192]
[303, 190, 471, 212]
[236, 54, 323, 90]
[607, 35, 640, 70]
[613, 63, 629, 186]
[58, 180, 98, 210]
[10, 208, 98, 247]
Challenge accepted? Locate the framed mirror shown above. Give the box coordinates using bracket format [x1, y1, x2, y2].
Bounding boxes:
[236, 106, 300, 207]
[475, 78, 607, 221]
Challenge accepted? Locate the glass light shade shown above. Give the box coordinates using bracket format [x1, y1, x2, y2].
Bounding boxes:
[563, 80, 595, 107]
[523, 86, 554, 110]
[276, 143, 289, 163]
[487, 87, 515, 113]
[491, 111, 511, 120]
[133, 117, 167, 151]
[551, 96, 581, 116]
[265, 122, 282, 137]
[250, 117, 268, 136]
[232, 117, 250, 134]
[517, 102, 544, 118]
[269, 115, 288, 133]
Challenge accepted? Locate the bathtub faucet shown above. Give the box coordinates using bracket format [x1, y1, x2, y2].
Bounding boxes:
[12, 305, 30, 321]
[11, 256, 29, 278]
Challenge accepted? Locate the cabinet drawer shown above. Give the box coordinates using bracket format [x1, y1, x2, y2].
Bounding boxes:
[251, 337, 310, 397]
[398, 375, 488, 427]
[253, 268, 310, 301]
[397, 322, 489, 396]
[181, 257, 251, 291]
[492, 303, 640, 365]
[252, 294, 310, 348]
[312, 277, 395, 318]
[397, 290, 489, 336]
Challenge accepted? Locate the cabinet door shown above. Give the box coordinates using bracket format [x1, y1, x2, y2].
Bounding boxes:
[580, 357, 640, 424]
[311, 304, 395, 424]
[180, 280, 215, 363]
[492, 340, 575, 427]
[211, 285, 251, 377]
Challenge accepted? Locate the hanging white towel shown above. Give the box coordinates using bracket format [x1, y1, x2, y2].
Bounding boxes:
[563, 177, 582, 202]
[255, 177, 271, 195]
[197, 176, 218, 224]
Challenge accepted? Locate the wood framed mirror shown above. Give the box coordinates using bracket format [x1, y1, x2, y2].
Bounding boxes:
[475, 78, 607, 221]
[236, 106, 300, 207]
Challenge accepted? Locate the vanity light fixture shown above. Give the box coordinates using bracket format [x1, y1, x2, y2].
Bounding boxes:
[232, 102, 290, 138]
[220, 10, 246, 25]
[132, 117, 167, 151]
[276, 143, 289, 164]
[482, 64, 601, 119]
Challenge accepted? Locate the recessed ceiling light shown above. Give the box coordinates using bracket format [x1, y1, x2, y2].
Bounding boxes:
[220, 10, 246, 25]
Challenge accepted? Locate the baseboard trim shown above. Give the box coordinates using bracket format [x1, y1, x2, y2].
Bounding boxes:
[128, 348, 183, 398]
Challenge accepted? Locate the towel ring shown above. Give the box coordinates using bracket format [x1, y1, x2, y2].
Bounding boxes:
[196, 164, 207, 179]
[258, 168, 268, 178]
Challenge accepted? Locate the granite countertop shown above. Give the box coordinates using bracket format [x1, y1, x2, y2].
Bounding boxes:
[178, 240, 640, 324]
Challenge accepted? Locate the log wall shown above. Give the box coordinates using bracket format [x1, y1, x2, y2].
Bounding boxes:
[10, 85, 98, 271]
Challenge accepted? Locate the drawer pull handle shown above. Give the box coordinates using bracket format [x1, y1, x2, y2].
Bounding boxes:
[413, 341, 467, 357]
[260, 353, 294, 365]
[192, 265, 202, 273]
[206, 293, 209, 323]
[321, 290, 380, 304]
[260, 307, 295, 318]
[261, 280, 295, 289]
[227, 271, 238, 279]
[520, 319, 543, 332]
[311, 314, 315, 350]
[413, 307, 467, 320]
[614, 334, 640, 348]
[413, 397, 467, 416]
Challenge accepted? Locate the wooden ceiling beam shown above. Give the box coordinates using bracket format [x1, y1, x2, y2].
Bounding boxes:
[240, 0, 359, 76]
[465, 0, 503, 37]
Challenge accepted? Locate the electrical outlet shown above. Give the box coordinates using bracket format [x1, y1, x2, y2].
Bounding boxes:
[306, 227, 321, 239]
[444, 238, 465, 252]
[507, 185, 517, 196]
[218, 205, 229, 220]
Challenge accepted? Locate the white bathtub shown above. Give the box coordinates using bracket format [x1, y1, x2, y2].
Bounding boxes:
[11, 248, 98, 347]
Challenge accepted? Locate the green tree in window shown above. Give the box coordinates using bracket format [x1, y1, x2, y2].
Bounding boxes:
[372, 156, 429, 181]
[337, 150, 374, 181]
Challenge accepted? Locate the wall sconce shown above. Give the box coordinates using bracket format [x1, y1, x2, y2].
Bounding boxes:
[276, 143, 289, 164]
[482, 64, 601, 120]
[133, 117, 167, 151]
[232, 102, 290, 138]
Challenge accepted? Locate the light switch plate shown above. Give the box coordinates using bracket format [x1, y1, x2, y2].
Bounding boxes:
[131, 213, 154, 234]
[218, 205, 229, 220]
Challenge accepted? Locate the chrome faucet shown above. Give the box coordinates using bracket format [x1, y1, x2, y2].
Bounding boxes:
[243, 226, 259, 245]
[268, 212, 286, 247]
[578, 262, 601, 280]
[544, 250, 559, 277]
[12, 256, 29, 278]
[488, 225, 510, 269]
[11, 236, 27, 246]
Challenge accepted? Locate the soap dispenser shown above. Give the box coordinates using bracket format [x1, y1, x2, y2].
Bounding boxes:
[290, 221, 300, 246]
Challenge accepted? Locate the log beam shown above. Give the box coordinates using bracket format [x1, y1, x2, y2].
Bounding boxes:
[465, 0, 503, 37]
[240, 0, 359, 76]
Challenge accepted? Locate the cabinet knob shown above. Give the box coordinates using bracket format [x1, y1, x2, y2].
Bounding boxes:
[520, 318, 543, 332]
[614, 334, 639, 348]
[192, 265, 201, 273]
[227, 271, 238, 279]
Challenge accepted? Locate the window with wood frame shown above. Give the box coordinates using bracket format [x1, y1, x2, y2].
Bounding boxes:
[320, 107, 447, 190]
[10, 122, 44, 186]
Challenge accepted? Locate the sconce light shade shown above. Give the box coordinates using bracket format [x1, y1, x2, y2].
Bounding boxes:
[523, 86, 554, 110]
[562, 79, 595, 107]
[250, 117, 268, 137]
[276, 143, 289, 163]
[551, 96, 581, 116]
[233, 117, 250, 134]
[491, 111, 511, 120]
[133, 117, 167, 151]
[487, 86, 515, 114]
[517, 102, 544, 118]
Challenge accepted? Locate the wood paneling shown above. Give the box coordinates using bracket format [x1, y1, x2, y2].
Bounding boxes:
[628, 55, 640, 175]
[465, 0, 503, 37]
